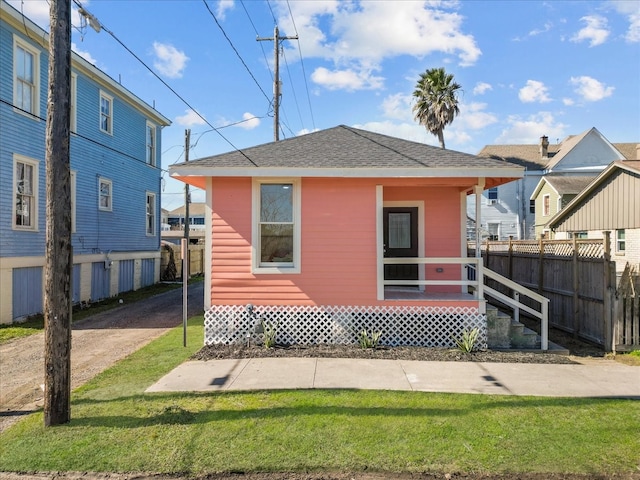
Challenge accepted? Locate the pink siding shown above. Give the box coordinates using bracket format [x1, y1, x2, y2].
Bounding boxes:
[209, 177, 474, 308]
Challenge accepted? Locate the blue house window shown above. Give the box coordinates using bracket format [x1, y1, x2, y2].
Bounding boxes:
[14, 156, 38, 230]
[100, 91, 113, 134]
[146, 192, 156, 235]
[146, 122, 156, 166]
[13, 38, 39, 116]
[99, 178, 112, 211]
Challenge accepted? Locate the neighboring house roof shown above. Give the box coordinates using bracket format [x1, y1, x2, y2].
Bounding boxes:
[546, 161, 640, 231]
[168, 203, 207, 216]
[171, 125, 523, 189]
[530, 175, 596, 200]
[478, 127, 636, 172]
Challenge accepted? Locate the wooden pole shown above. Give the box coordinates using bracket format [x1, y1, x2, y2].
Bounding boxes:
[572, 236, 580, 338]
[44, 0, 72, 426]
[603, 231, 613, 352]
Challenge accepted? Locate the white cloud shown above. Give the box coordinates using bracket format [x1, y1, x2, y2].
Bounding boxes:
[311, 66, 384, 91]
[610, 1, 640, 42]
[71, 43, 97, 64]
[352, 121, 438, 146]
[571, 15, 610, 47]
[562, 98, 575, 106]
[569, 76, 614, 101]
[528, 21, 553, 37]
[496, 112, 568, 144]
[381, 93, 413, 121]
[457, 102, 498, 130]
[473, 82, 492, 95]
[235, 112, 260, 130]
[6, 0, 49, 26]
[276, 1, 480, 92]
[519, 80, 552, 103]
[216, 0, 234, 20]
[152, 42, 188, 79]
[175, 109, 206, 127]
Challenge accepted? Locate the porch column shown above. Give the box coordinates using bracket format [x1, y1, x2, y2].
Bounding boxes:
[474, 180, 485, 259]
[376, 185, 384, 300]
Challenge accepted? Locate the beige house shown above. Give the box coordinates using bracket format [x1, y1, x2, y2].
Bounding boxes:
[545, 161, 640, 273]
[531, 176, 595, 238]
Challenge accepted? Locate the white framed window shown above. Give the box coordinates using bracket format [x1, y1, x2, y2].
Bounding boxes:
[99, 91, 113, 134]
[146, 192, 156, 235]
[146, 122, 156, 166]
[70, 73, 77, 133]
[71, 170, 77, 233]
[542, 194, 550, 216]
[13, 36, 40, 117]
[487, 187, 498, 204]
[13, 155, 39, 230]
[616, 229, 626, 253]
[252, 178, 301, 273]
[98, 178, 112, 211]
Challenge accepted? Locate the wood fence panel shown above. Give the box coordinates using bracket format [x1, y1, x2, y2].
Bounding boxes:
[475, 238, 617, 348]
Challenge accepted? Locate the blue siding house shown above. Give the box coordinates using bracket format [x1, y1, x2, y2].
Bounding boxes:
[0, 1, 171, 323]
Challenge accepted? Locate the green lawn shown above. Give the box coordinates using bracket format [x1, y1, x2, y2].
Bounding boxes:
[1, 317, 638, 477]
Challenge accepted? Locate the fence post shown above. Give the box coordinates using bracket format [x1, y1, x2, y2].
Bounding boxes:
[538, 237, 544, 295]
[603, 231, 613, 352]
[572, 236, 580, 338]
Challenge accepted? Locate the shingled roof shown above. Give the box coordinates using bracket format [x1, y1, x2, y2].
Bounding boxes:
[478, 128, 637, 172]
[170, 125, 522, 178]
[542, 175, 596, 195]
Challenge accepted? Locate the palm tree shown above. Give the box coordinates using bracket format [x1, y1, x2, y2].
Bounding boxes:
[412, 67, 461, 149]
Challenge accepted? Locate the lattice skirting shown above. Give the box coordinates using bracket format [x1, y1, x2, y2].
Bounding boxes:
[204, 304, 487, 349]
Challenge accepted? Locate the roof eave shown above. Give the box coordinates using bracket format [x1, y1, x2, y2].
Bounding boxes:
[169, 166, 524, 179]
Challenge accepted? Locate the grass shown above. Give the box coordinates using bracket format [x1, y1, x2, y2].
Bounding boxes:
[0, 279, 198, 344]
[1, 317, 639, 477]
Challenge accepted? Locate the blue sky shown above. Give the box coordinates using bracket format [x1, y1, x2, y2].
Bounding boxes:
[10, 0, 640, 211]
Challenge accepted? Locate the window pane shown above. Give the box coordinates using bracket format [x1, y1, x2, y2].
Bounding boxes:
[260, 184, 292, 222]
[388, 213, 411, 248]
[261, 224, 293, 262]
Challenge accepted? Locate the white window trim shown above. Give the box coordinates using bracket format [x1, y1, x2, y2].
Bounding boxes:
[146, 121, 156, 166]
[12, 35, 40, 118]
[99, 90, 113, 134]
[71, 170, 77, 233]
[542, 194, 550, 217]
[252, 178, 301, 274]
[98, 177, 113, 211]
[616, 229, 626, 253]
[146, 191, 156, 236]
[70, 73, 77, 133]
[12, 154, 39, 231]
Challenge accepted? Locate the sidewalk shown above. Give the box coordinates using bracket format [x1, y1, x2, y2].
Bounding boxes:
[147, 356, 640, 398]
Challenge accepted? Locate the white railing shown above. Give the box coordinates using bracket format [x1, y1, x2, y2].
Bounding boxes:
[382, 257, 549, 351]
[383, 257, 484, 298]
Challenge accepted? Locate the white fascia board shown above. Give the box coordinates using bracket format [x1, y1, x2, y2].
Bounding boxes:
[170, 166, 524, 179]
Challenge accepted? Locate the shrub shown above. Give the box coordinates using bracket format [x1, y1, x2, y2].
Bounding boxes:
[454, 327, 480, 353]
[358, 329, 382, 349]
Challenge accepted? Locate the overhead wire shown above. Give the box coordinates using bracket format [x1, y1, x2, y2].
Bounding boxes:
[71, 0, 259, 167]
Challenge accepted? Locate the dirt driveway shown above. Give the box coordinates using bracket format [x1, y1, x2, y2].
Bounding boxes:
[0, 281, 204, 433]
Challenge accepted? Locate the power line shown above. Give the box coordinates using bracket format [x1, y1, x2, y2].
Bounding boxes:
[286, 0, 316, 132]
[201, 0, 272, 106]
[72, 0, 259, 167]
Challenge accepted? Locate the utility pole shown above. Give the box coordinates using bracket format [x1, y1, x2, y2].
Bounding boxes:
[183, 129, 190, 278]
[44, 0, 72, 426]
[257, 26, 297, 141]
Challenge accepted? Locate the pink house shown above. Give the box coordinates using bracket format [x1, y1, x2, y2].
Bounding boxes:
[170, 126, 524, 348]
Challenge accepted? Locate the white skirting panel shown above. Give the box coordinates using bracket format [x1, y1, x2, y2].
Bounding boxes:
[204, 304, 487, 348]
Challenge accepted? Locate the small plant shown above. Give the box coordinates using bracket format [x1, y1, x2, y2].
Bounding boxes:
[358, 329, 382, 349]
[454, 327, 480, 353]
[261, 318, 278, 349]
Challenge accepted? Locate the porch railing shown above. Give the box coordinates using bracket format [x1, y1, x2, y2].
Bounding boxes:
[382, 257, 549, 351]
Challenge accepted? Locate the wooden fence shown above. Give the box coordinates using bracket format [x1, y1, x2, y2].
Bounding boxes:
[473, 235, 639, 352]
[160, 243, 205, 280]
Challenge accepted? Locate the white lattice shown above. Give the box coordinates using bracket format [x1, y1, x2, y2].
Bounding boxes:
[204, 304, 487, 349]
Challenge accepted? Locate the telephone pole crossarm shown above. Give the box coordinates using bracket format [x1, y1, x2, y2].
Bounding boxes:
[257, 26, 298, 141]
